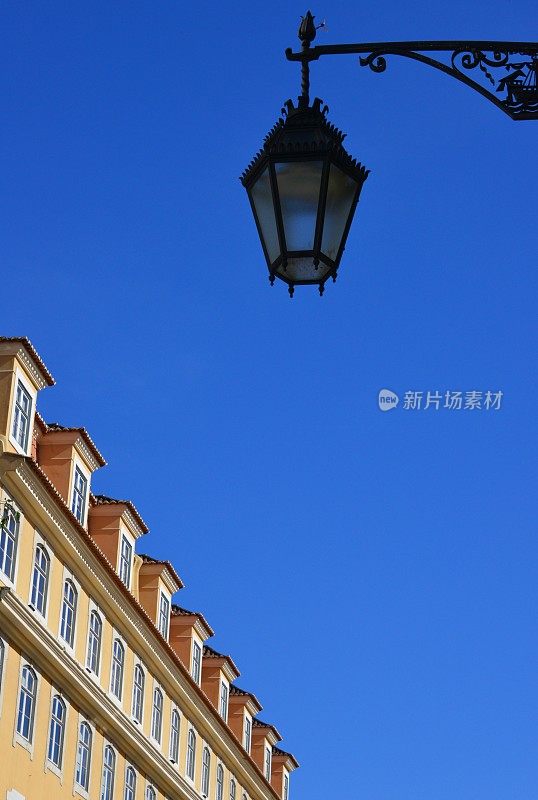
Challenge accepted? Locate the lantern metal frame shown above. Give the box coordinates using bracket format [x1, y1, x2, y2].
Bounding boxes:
[241, 97, 369, 296]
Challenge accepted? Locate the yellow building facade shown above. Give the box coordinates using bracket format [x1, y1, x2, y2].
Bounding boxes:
[0, 337, 298, 800]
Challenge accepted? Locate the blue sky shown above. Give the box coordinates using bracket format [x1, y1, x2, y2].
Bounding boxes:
[2, 2, 537, 798]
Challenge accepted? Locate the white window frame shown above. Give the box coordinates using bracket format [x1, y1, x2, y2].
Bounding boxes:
[117, 530, 134, 589]
[85, 600, 103, 681]
[191, 638, 202, 685]
[264, 746, 272, 781]
[9, 368, 36, 456]
[124, 764, 137, 800]
[70, 459, 90, 527]
[28, 531, 52, 623]
[131, 658, 146, 725]
[243, 713, 252, 754]
[219, 679, 229, 722]
[158, 590, 170, 640]
[58, 569, 80, 653]
[185, 725, 197, 784]
[169, 705, 181, 764]
[73, 715, 94, 799]
[100, 741, 116, 800]
[109, 632, 126, 705]
[14, 661, 39, 755]
[216, 762, 224, 800]
[145, 781, 157, 800]
[0, 493, 21, 588]
[45, 689, 68, 777]
[201, 743, 211, 797]
[283, 770, 290, 800]
[150, 681, 164, 747]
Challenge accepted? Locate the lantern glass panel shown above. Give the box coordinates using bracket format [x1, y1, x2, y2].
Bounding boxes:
[250, 167, 280, 263]
[321, 164, 358, 261]
[275, 160, 323, 251]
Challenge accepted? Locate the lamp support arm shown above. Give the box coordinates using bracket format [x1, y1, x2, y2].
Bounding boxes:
[286, 21, 538, 120]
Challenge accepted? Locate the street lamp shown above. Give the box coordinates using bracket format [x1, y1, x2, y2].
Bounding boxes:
[241, 11, 538, 296]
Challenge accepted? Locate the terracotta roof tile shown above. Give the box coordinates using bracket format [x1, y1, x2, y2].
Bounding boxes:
[46, 422, 106, 467]
[171, 604, 214, 637]
[0, 336, 55, 386]
[272, 746, 300, 769]
[139, 553, 184, 590]
[91, 493, 149, 534]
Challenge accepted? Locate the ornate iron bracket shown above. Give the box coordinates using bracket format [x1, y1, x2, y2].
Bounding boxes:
[286, 12, 538, 120]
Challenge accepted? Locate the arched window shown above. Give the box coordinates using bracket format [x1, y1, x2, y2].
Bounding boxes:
[16, 665, 37, 741]
[101, 745, 116, 800]
[151, 687, 163, 743]
[86, 610, 102, 674]
[146, 786, 157, 800]
[216, 763, 224, 800]
[60, 580, 77, 647]
[110, 639, 125, 700]
[75, 721, 92, 790]
[124, 766, 137, 800]
[230, 778, 236, 800]
[0, 504, 19, 581]
[169, 708, 180, 763]
[47, 694, 66, 767]
[132, 664, 145, 723]
[30, 544, 50, 615]
[186, 728, 196, 780]
[201, 746, 211, 796]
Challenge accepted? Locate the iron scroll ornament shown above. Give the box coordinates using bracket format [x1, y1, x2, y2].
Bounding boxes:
[286, 37, 538, 120]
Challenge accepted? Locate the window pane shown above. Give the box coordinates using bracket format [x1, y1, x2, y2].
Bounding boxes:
[0, 506, 19, 581]
[275, 160, 323, 251]
[60, 580, 77, 646]
[250, 167, 281, 263]
[30, 544, 49, 614]
[47, 695, 66, 767]
[321, 164, 358, 261]
[12, 381, 32, 450]
[76, 722, 92, 790]
[17, 666, 36, 741]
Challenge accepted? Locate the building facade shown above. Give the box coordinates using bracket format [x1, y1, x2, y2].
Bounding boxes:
[0, 337, 298, 800]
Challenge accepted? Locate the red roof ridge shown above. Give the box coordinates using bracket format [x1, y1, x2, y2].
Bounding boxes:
[45, 422, 106, 467]
[91, 493, 149, 534]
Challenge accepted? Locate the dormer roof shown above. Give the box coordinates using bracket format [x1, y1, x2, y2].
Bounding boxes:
[230, 684, 263, 714]
[171, 604, 214, 639]
[272, 746, 300, 771]
[253, 717, 282, 744]
[0, 336, 55, 387]
[203, 644, 240, 680]
[91, 493, 149, 536]
[46, 422, 107, 468]
[139, 553, 184, 592]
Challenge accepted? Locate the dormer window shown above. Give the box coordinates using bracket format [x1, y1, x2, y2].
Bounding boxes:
[244, 715, 252, 754]
[119, 535, 133, 588]
[265, 746, 272, 780]
[192, 640, 202, 684]
[158, 592, 170, 639]
[12, 379, 32, 452]
[71, 467, 88, 523]
[284, 772, 289, 800]
[220, 681, 229, 722]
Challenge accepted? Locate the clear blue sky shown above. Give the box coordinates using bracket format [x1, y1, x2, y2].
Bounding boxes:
[2, 2, 537, 798]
